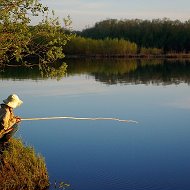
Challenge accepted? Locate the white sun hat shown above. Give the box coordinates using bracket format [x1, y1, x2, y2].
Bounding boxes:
[3, 94, 23, 109]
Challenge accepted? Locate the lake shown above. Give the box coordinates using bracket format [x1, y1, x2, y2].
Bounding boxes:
[1, 59, 190, 190]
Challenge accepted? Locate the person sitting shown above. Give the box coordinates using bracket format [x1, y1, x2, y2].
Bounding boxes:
[0, 94, 23, 148]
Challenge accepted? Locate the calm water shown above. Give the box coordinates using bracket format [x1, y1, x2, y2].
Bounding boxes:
[1, 59, 190, 190]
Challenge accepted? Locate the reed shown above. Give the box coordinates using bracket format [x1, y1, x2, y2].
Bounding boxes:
[0, 138, 49, 190]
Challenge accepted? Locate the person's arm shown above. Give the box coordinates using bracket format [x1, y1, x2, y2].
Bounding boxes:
[3, 115, 21, 134]
[0, 109, 20, 136]
[15, 116, 21, 123]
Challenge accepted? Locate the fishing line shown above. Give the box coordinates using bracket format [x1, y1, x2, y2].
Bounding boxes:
[21, 116, 138, 124]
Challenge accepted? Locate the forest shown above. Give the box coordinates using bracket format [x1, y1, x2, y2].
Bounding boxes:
[79, 18, 190, 54]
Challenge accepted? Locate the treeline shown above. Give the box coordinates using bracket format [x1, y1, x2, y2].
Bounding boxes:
[79, 18, 190, 53]
[64, 36, 164, 57]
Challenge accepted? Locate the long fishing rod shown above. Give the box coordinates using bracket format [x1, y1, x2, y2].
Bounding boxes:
[21, 116, 138, 124]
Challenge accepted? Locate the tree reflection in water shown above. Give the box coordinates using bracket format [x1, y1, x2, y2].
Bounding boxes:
[66, 59, 190, 85]
[0, 62, 67, 81]
[0, 59, 190, 85]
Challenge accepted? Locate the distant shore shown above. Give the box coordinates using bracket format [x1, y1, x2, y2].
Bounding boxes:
[65, 53, 190, 59]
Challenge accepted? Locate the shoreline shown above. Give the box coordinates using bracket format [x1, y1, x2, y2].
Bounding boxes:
[1, 54, 190, 67]
[65, 53, 190, 59]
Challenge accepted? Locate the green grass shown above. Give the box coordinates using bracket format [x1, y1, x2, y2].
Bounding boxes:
[0, 138, 49, 190]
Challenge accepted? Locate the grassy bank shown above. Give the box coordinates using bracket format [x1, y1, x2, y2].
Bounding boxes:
[0, 138, 49, 190]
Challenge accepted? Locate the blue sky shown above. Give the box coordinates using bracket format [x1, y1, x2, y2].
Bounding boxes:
[39, 0, 190, 30]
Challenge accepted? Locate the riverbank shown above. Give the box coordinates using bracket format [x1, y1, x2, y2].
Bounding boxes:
[0, 138, 49, 190]
[65, 53, 190, 59]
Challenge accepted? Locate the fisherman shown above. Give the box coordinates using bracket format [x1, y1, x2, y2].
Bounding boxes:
[0, 94, 23, 148]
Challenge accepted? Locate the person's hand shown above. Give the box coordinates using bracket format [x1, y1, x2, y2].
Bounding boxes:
[16, 117, 21, 123]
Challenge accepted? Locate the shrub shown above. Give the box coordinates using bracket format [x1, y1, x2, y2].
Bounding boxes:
[0, 138, 49, 190]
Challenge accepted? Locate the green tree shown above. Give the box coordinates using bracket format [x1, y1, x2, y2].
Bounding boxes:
[64, 36, 137, 56]
[0, 0, 74, 65]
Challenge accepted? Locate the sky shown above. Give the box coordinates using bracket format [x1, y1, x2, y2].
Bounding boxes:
[39, 0, 190, 31]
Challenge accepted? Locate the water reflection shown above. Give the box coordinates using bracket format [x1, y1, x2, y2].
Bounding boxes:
[67, 59, 190, 85]
[0, 63, 67, 81]
[1, 59, 190, 85]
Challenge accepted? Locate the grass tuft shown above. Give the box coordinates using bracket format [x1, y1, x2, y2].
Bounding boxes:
[0, 138, 49, 190]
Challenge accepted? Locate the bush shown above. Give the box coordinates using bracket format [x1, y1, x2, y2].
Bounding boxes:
[0, 138, 49, 190]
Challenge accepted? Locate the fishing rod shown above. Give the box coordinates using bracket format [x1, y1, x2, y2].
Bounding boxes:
[21, 116, 138, 124]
